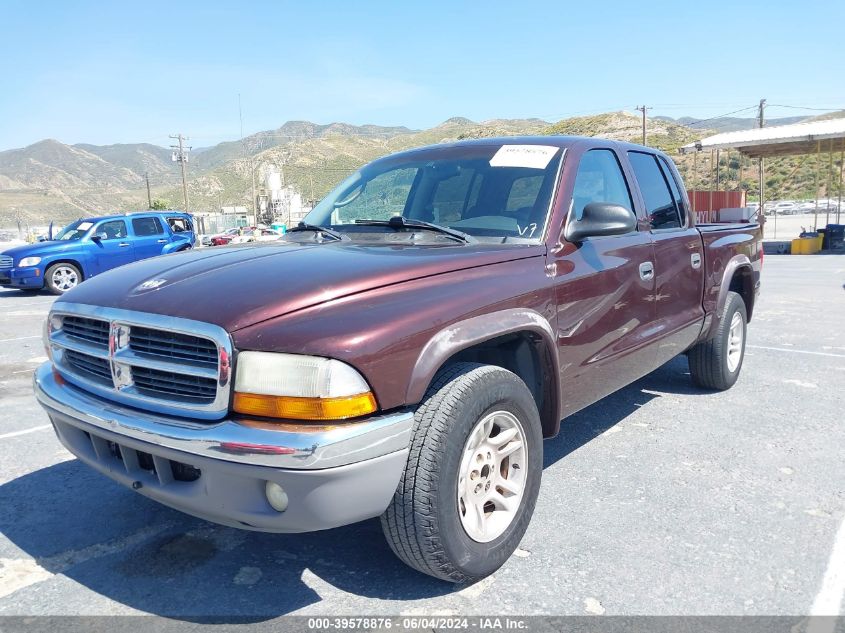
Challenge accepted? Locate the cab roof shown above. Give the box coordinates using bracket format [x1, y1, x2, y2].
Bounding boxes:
[375, 135, 671, 163]
[76, 210, 189, 223]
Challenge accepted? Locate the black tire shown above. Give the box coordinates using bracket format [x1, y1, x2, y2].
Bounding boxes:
[688, 290, 747, 390]
[380, 362, 542, 582]
[44, 262, 82, 295]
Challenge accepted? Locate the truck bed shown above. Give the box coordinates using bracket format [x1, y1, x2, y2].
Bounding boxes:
[696, 222, 760, 233]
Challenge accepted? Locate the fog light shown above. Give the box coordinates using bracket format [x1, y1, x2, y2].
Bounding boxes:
[265, 481, 289, 512]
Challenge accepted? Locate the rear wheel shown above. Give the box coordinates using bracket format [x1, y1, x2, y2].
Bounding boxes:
[45, 263, 81, 294]
[688, 290, 747, 390]
[380, 362, 542, 582]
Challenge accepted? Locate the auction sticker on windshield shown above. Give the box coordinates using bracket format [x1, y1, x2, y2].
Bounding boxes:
[77, 222, 93, 230]
[489, 144, 559, 169]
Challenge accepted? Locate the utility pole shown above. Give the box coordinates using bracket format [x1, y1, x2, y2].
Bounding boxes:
[170, 134, 191, 212]
[757, 99, 768, 236]
[309, 174, 315, 207]
[635, 105, 651, 145]
[239, 95, 259, 224]
[251, 156, 257, 225]
[715, 149, 721, 190]
[145, 172, 152, 209]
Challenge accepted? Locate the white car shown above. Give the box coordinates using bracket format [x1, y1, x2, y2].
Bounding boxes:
[229, 228, 283, 244]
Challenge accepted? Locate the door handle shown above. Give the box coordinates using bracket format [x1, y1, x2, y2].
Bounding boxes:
[156, 239, 167, 243]
[639, 261, 654, 280]
[118, 242, 131, 248]
[691, 252, 702, 269]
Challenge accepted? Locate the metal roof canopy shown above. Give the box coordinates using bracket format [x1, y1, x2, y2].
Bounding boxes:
[679, 118, 845, 158]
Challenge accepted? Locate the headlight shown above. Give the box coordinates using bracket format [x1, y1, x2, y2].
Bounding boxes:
[18, 257, 42, 267]
[42, 314, 61, 361]
[233, 352, 377, 421]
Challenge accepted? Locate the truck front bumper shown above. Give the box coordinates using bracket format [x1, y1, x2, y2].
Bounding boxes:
[0, 266, 43, 288]
[34, 363, 413, 533]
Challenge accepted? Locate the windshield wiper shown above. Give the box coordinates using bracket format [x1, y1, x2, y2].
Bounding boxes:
[354, 216, 474, 244]
[286, 222, 346, 242]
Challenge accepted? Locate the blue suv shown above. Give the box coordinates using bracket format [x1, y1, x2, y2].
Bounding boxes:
[0, 211, 195, 294]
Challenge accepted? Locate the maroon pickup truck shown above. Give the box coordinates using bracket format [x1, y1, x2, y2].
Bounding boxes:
[35, 137, 761, 582]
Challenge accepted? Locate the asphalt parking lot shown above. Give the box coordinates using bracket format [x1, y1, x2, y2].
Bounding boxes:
[0, 255, 843, 619]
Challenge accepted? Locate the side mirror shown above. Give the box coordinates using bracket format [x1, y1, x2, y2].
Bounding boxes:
[565, 202, 637, 243]
[91, 233, 106, 242]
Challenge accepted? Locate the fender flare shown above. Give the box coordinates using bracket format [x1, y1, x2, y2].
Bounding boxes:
[716, 254, 753, 315]
[702, 254, 754, 341]
[405, 308, 562, 435]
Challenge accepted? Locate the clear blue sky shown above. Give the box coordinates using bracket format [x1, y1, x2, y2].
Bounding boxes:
[1, 0, 843, 151]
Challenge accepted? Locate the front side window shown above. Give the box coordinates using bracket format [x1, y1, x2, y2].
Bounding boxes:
[303, 144, 563, 243]
[628, 152, 682, 230]
[570, 149, 634, 221]
[96, 220, 127, 240]
[132, 217, 163, 236]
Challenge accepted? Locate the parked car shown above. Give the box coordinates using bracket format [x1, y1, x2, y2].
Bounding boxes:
[210, 227, 255, 246]
[202, 227, 239, 247]
[0, 211, 195, 294]
[229, 228, 283, 244]
[34, 137, 761, 581]
[773, 201, 798, 214]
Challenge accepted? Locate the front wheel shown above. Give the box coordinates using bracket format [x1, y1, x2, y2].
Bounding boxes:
[688, 290, 747, 390]
[45, 263, 82, 294]
[380, 362, 542, 582]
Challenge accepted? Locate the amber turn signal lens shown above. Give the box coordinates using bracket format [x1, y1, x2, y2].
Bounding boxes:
[233, 391, 377, 421]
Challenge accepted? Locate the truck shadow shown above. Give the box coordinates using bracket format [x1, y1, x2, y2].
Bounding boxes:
[0, 288, 56, 299]
[0, 461, 449, 619]
[543, 354, 704, 468]
[0, 356, 702, 620]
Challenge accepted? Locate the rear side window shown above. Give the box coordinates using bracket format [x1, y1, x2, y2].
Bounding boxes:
[132, 217, 164, 236]
[167, 216, 191, 233]
[628, 152, 682, 230]
[432, 167, 478, 224]
[658, 157, 687, 226]
[571, 149, 634, 221]
[506, 175, 545, 212]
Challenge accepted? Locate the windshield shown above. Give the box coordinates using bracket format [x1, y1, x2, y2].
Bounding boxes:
[54, 220, 94, 241]
[301, 144, 563, 243]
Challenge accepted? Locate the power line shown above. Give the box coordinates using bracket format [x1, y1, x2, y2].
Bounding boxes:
[767, 104, 843, 111]
[684, 106, 760, 128]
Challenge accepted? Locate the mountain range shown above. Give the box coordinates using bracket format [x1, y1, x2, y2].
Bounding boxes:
[1, 111, 840, 227]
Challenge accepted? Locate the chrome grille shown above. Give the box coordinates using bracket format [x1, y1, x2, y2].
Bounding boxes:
[63, 316, 110, 348]
[65, 349, 112, 382]
[0, 255, 12, 268]
[129, 326, 217, 365]
[47, 304, 232, 420]
[132, 366, 218, 401]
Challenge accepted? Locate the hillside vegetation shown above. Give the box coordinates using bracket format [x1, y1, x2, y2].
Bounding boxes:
[2, 110, 842, 227]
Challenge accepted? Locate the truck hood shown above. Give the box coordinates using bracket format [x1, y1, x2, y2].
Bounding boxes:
[61, 241, 544, 331]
